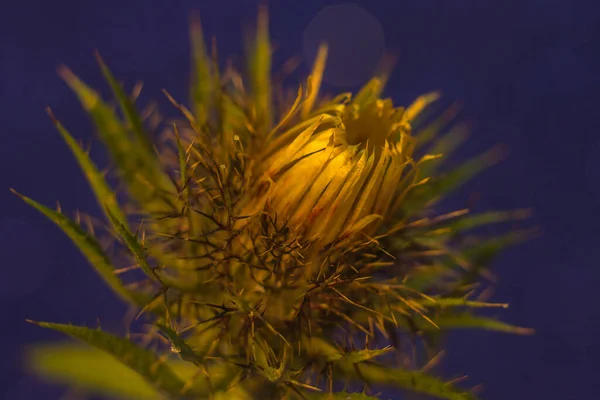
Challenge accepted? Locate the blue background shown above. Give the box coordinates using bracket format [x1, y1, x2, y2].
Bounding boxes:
[1, 0, 598, 399]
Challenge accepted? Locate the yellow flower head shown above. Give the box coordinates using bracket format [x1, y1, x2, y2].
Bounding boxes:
[257, 46, 439, 249]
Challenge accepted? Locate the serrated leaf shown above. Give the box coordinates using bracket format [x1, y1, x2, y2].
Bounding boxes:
[47, 108, 127, 230]
[105, 208, 156, 280]
[342, 363, 476, 400]
[157, 324, 206, 365]
[95, 51, 155, 156]
[341, 347, 393, 364]
[27, 322, 192, 397]
[57, 66, 174, 213]
[377, 308, 533, 336]
[11, 190, 143, 305]
[303, 338, 475, 400]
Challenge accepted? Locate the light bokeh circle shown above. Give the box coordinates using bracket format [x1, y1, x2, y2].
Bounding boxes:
[303, 4, 385, 88]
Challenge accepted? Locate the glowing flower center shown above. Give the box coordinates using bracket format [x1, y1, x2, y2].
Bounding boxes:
[342, 98, 405, 151]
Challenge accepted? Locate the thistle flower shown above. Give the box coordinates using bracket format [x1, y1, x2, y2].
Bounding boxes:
[16, 7, 534, 400]
[260, 74, 437, 250]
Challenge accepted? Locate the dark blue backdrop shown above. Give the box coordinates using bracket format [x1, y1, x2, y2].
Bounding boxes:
[1, 0, 598, 399]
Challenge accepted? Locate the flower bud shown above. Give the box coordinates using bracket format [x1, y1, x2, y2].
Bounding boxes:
[260, 81, 438, 248]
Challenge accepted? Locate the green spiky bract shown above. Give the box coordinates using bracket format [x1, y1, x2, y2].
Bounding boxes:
[17, 8, 533, 400]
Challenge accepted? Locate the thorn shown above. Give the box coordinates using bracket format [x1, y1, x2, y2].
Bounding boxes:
[93, 49, 105, 67]
[45, 107, 58, 125]
[56, 64, 75, 83]
[445, 375, 469, 386]
[189, 11, 204, 36]
[131, 81, 144, 101]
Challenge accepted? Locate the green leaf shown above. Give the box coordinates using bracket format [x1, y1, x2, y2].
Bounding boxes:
[463, 231, 533, 266]
[27, 322, 191, 397]
[157, 324, 207, 365]
[418, 123, 469, 177]
[27, 343, 165, 399]
[403, 147, 504, 216]
[27, 342, 245, 399]
[414, 102, 462, 149]
[303, 338, 475, 400]
[434, 313, 534, 335]
[189, 15, 212, 126]
[401, 264, 455, 292]
[341, 347, 394, 364]
[95, 51, 155, 156]
[11, 190, 143, 305]
[47, 108, 127, 229]
[105, 208, 156, 281]
[378, 309, 533, 336]
[247, 5, 272, 133]
[429, 147, 503, 198]
[446, 209, 532, 234]
[341, 363, 476, 400]
[57, 65, 174, 213]
[413, 297, 509, 309]
[451, 229, 537, 288]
